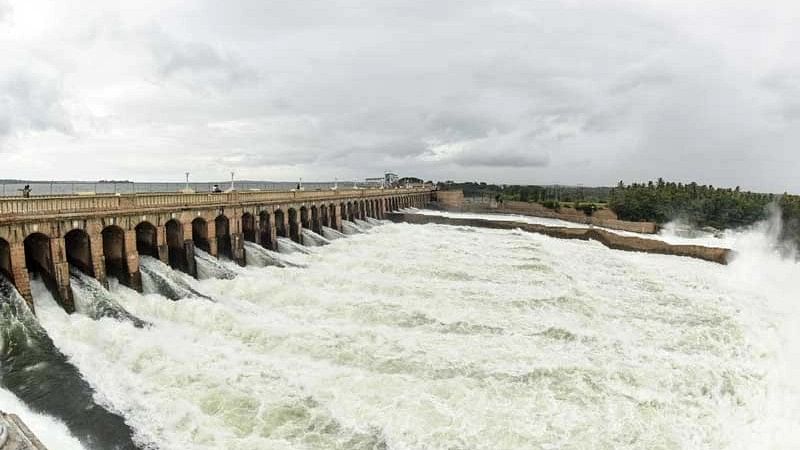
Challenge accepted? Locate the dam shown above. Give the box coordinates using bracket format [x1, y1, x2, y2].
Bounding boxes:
[0, 187, 434, 313]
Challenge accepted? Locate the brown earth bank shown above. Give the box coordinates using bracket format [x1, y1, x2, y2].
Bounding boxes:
[386, 212, 732, 265]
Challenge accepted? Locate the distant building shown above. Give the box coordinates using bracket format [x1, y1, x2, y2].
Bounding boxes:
[384, 172, 399, 187]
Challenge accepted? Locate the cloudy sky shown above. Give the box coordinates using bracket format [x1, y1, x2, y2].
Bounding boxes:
[0, 0, 798, 191]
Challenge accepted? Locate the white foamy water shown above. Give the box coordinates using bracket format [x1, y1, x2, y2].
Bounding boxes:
[27, 217, 800, 449]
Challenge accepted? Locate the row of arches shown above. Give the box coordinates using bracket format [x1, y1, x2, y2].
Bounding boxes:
[0, 193, 431, 312]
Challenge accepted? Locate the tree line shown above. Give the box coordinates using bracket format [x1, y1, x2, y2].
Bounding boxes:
[609, 179, 800, 242]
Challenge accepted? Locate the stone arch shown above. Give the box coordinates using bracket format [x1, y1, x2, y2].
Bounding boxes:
[0, 237, 12, 282]
[24, 232, 60, 303]
[242, 212, 256, 242]
[192, 217, 211, 253]
[215, 214, 232, 259]
[135, 221, 159, 258]
[345, 202, 353, 221]
[165, 219, 184, 270]
[329, 203, 337, 228]
[259, 211, 273, 247]
[311, 205, 320, 233]
[102, 225, 129, 284]
[64, 228, 94, 277]
[300, 206, 310, 230]
[359, 200, 366, 219]
[274, 209, 286, 237]
[320, 204, 329, 230]
[288, 208, 300, 243]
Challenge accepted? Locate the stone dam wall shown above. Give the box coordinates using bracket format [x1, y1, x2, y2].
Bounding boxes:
[387, 213, 732, 265]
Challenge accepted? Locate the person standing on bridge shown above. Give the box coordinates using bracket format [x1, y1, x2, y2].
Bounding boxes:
[20, 185, 31, 198]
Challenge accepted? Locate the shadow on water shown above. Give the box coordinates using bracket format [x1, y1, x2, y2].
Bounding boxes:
[0, 275, 144, 449]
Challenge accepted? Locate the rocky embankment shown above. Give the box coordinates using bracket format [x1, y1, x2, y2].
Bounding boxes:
[387, 213, 732, 265]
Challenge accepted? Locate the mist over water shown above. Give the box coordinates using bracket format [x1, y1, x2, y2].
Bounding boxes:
[2, 211, 799, 449]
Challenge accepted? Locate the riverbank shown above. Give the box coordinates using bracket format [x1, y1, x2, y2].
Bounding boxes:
[387, 212, 732, 264]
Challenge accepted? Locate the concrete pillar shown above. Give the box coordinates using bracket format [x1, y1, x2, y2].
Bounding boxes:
[334, 205, 343, 231]
[9, 242, 33, 310]
[49, 237, 75, 313]
[123, 229, 142, 292]
[269, 215, 278, 251]
[89, 231, 107, 288]
[207, 220, 218, 257]
[156, 225, 169, 264]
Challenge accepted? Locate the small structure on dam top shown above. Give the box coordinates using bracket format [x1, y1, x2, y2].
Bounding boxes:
[0, 186, 435, 313]
[0, 412, 48, 450]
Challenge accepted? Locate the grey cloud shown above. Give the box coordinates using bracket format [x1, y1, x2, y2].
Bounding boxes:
[0, 69, 73, 140]
[147, 28, 259, 92]
[1, 0, 800, 191]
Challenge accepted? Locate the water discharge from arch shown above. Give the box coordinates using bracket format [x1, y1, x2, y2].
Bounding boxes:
[4, 214, 800, 449]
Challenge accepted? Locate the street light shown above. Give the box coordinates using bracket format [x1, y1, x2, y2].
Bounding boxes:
[230, 171, 235, 191]
[185, 172, 190, 191]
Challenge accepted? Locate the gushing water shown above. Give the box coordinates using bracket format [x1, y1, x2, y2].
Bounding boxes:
[341, 220, 364, 234]
[353, 218, 373, 229]
[301, 229, 331, 246]
[277, 237, 313, 254]
[139, 256, 209, 300]
[243, 241, 304, 268]
[194, 248, 239, 280]
[69, 268, 148, 328]
[322, 226, 347, 240]
[0, 276, 142, 449]
[8, 212, 800, 449]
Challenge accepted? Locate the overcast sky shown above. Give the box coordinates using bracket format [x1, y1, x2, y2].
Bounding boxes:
[0, 0, 798, 191]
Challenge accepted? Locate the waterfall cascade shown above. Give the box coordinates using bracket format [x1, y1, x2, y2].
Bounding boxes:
[341, 220, 364, 235]
[277, 237, 314, 254]
[69, 268, 148, 328]
[301, 229, 331, 246]
[322, 226, 347, 240]
[1, 276, 141, 450]
[194, 248, 239, 280]
[243, 242, 306, 268]
[139, 256, 210, 300]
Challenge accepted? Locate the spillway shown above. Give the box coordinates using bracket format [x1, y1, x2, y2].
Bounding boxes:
[4, 214, 800, 449]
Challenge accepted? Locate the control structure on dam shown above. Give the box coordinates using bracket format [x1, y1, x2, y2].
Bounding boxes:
[0, 187, 434, 313]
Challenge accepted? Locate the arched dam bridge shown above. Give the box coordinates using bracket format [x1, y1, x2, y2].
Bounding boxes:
[0, 187, 434, 313]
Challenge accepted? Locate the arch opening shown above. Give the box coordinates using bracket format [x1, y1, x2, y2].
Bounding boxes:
[24, 232, 56, 297]
[320, 205, 328, 230]
[274, 209, 286, 238]
[215, 215, 232, 259]
[288, 208, 300, 242]
[311, 206, 320, 233]
[65, 229, 94, 277]
[102, 225, 128, 283]
[135, 222, 159, 258]
[192, 218, 210, 253]
[242, 213, 256, 242]
[300, 207, 309, 230]
[0, 238, 12, 282]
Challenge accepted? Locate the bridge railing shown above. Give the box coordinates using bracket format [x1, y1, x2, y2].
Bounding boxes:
[0, 187, 432, 218]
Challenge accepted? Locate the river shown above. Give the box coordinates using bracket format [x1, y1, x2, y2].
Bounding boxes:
[1, 212, 798, 449]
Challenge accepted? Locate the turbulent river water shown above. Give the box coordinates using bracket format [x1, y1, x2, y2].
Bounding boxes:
[1, 212, 799, 449]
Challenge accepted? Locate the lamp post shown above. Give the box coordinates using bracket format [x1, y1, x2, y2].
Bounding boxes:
[230, 172, 235, 191]
[185, 172, 190, 191]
